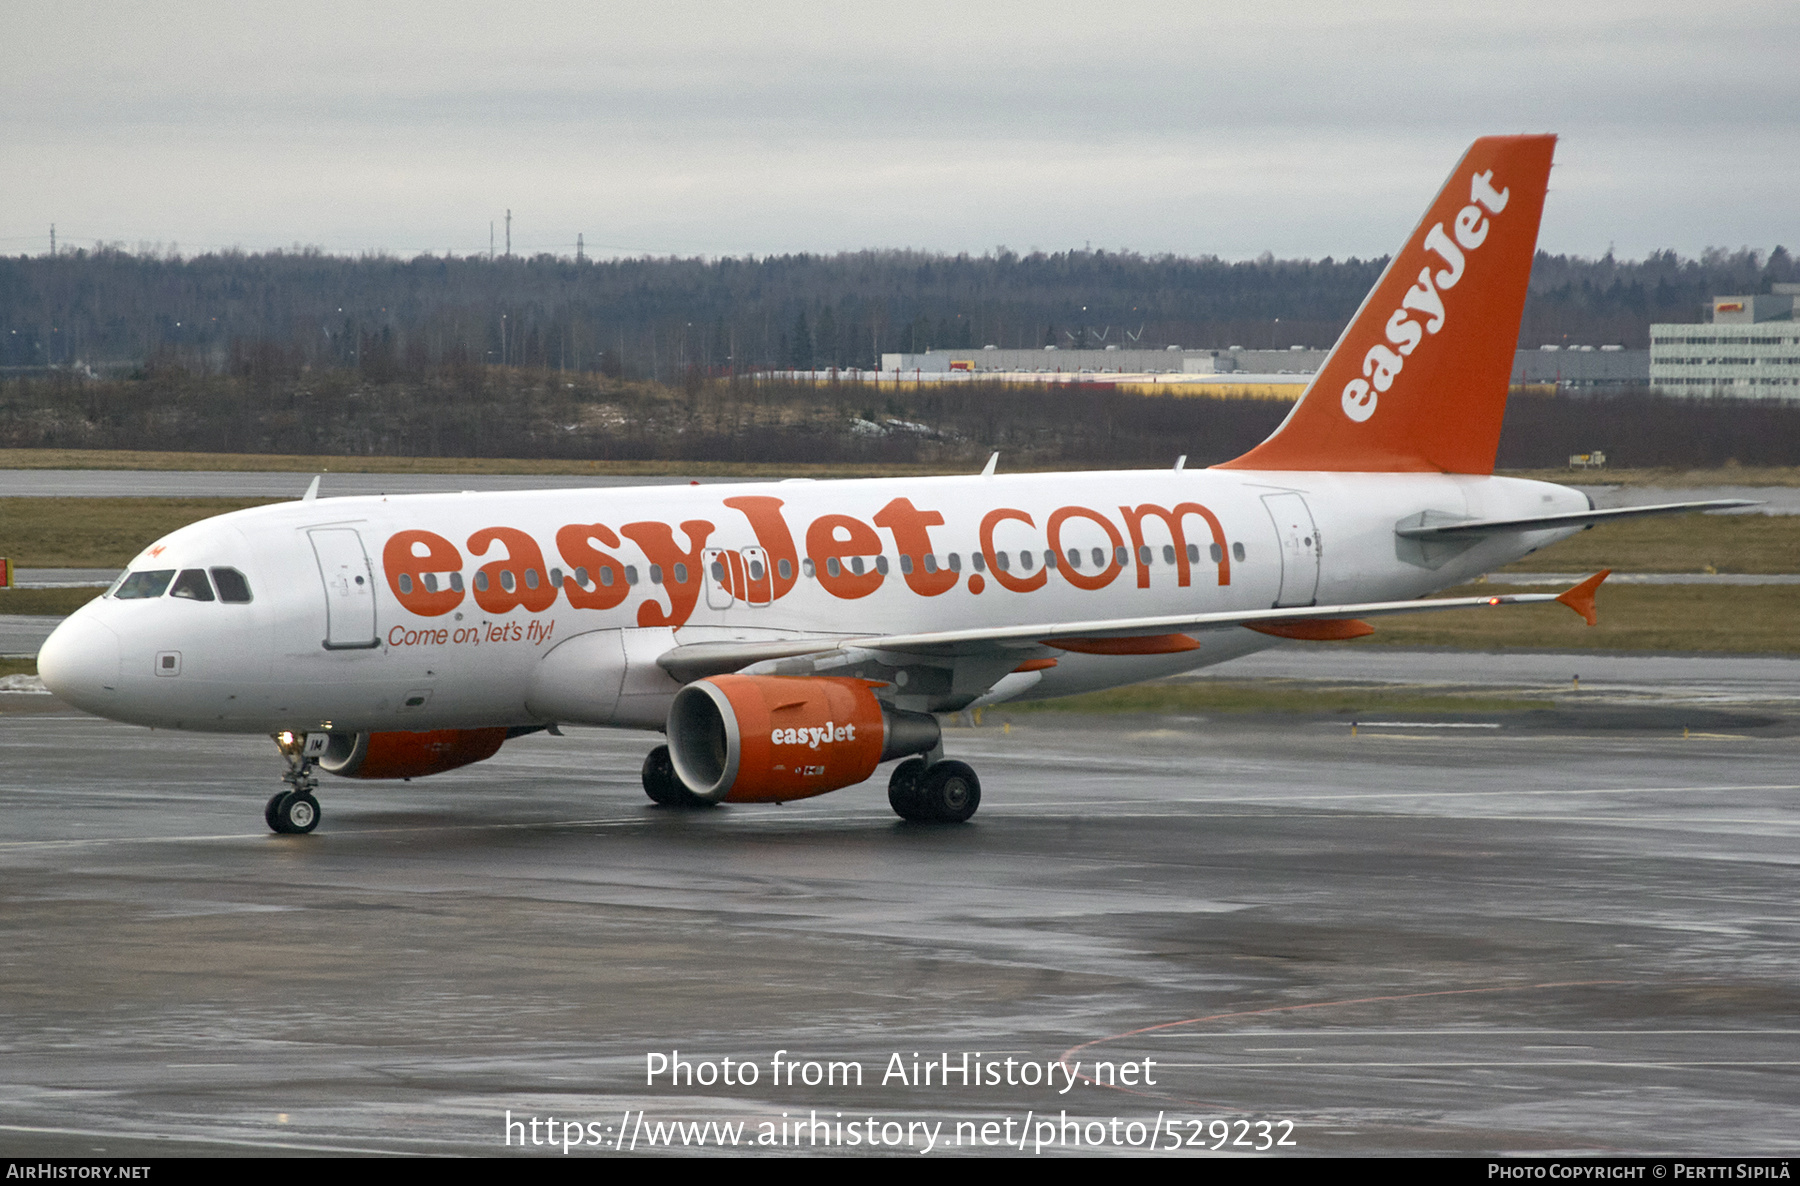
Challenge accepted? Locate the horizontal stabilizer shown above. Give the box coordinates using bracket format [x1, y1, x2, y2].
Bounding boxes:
[1394, 499, 1757, 539]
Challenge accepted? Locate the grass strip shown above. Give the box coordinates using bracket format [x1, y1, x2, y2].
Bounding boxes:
[2, 498, 281, 567]
[1498, 512, 1797, 575]
[1501, 466, 1800, 488]
[12, 451, 1800, 485]
[0, 448, 958, 478]
[0, 588, 103, 615]
[998, 680, 1547, 715]
[1357, 582, 1798, 653]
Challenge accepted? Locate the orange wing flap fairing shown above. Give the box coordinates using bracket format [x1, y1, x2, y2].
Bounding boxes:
[1047, 634, 1202, 656]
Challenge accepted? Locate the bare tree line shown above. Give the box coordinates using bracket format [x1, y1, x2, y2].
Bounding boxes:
[3, 244, 1792, 379]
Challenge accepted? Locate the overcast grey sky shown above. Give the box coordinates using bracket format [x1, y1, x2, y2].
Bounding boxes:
[4, 0, 1795, 262]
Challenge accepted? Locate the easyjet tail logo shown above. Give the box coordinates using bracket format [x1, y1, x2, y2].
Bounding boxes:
[1341, 169, 1511, 424]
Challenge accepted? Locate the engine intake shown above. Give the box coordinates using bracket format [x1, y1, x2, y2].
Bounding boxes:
[316, 727, 508, 779]
[667, 675, 940, 804]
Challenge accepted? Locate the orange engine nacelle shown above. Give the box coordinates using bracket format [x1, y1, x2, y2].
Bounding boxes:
[316, 727, 508, 779]
[666, 675, 941, 804]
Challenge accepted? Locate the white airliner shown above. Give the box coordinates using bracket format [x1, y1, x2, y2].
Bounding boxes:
[36, 135, 1746, 832]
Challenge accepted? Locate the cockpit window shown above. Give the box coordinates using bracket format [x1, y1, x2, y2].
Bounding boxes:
[114, 569, 175, 599]
[169, 569, 216, 601]
[210, 567, 253, 603]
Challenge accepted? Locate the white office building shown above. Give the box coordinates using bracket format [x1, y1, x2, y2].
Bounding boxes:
[1650, 284, 1800, 399]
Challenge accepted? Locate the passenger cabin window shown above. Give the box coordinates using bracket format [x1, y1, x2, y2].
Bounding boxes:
[114, 569, 175, 599]
[169, 569, 215, 601]
[1232, 542, 1246, 561]
[210, 567, 253, 603]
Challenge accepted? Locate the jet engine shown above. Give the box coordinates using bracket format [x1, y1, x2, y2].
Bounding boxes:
[316, 727, 508, 779]
[666, 675, 940, 804]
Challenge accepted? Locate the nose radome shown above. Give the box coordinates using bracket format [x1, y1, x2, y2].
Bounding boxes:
[37, 615, 122, 712]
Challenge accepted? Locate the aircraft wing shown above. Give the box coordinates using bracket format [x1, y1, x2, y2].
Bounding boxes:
[658, 572, 1611, 681]
[1394, 499, 1756, 539]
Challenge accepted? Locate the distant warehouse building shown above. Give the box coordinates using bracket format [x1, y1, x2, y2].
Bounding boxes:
[1651, 284, 1800, 399]
[879, 346, 1328, 376]
[880, 344, 1649, 388]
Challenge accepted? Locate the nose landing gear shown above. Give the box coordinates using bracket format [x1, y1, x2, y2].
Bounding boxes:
[888, 757, 981, 823]
[267, 732, 324, 834]
[265, 788, 321, 834]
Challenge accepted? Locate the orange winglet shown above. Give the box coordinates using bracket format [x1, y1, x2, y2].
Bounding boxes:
[1555, 569, 1610, 626]
[1047, 633, 1201, 655]
[1245, 618, 1376, 641]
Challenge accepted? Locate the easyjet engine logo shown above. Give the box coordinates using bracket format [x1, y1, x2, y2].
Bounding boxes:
[1341, 169, 1511, 424]
[771, 722, 859, 749]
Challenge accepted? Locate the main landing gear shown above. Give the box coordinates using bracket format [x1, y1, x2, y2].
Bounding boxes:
[267, 732, 322, 834]
[641, 744, 716, 810]
[887, 757, 981, 824]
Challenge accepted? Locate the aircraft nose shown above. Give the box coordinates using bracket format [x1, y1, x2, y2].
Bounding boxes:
[37, 614, 122, 712]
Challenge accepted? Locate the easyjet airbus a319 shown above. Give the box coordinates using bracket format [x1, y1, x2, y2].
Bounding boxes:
[36, 136, 1744, 832]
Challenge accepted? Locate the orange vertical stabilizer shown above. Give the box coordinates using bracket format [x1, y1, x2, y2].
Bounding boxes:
[1218, 135, 1556, 475]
